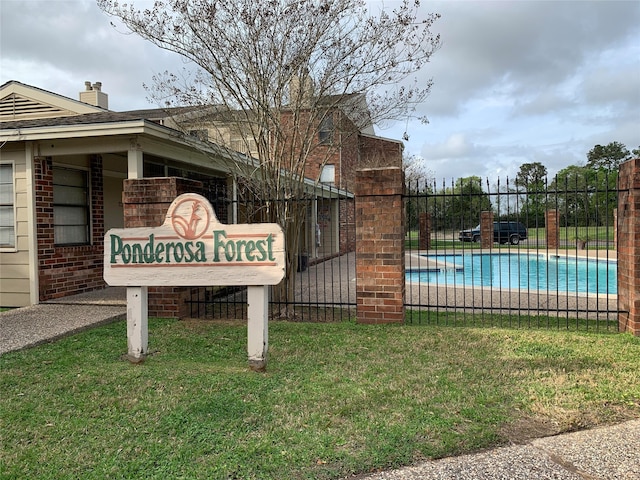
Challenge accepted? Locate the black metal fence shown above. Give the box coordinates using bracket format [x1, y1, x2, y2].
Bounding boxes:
[186, 172, 622, 330]
[404, 172, 621, 331]
[186, 191, 357, 322]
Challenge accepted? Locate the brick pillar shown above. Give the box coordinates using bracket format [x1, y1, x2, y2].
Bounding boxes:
[419, 212, 431, 250]
[480, 211, 494, 248]
[122, 177, 203, 319]
[355, 167, 405, 324]
[617, 158, 640, 336]
[545, 210, 560, 249]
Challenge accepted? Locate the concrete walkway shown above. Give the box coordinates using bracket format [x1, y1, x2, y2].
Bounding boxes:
[0, 287, 126, 355]
[357, 419, 640, 479]
[1, 287, 638, 479]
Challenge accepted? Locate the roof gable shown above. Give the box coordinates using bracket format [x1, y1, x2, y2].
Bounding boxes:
[0, 81, 105, 122]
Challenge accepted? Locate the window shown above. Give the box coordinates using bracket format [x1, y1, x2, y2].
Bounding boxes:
[230, 138, 257, 155]
[53, 167, 89, 245]
[167, 166, 185, 177]
[318, 114, 334, 145]
[320, 164, 335, 184]
[0, 163, 16, 249]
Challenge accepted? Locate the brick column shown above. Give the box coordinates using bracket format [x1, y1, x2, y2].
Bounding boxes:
[355, 167, 405, 324]
[122, 177, 203, 319]
[480, 211, 494, 248]
[545, 210, 560, 249]
[617, 158, 640, 336]
[419, 212, 431, 250]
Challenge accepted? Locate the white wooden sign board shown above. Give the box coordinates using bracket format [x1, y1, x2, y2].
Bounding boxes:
[104, 193, 285, 370]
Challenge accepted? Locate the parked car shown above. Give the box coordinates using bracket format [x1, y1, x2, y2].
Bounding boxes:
[459, 221, 527, 245]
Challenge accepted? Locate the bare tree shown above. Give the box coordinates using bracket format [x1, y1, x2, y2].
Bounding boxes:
[403, 154, 434, 186]
[97, 0, 440, 308]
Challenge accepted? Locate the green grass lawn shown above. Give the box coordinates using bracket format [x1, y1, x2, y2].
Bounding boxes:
[1, 318, 639, 479]
[406, 226, 614, 250]
[527, 226, 614, 242]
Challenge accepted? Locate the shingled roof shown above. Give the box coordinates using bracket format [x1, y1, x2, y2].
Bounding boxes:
[0, 107, 192, 130]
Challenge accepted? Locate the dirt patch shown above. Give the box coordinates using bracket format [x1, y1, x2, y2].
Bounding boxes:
[500, 416, 562, 444]
[501, 403, 640, 445]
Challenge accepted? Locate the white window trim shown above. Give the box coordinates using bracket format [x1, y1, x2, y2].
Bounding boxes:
[0, 161, 17, 252]
[320, 164, 335, 185]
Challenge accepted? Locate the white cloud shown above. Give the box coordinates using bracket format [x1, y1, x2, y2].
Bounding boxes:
[391, 0, 640, 179]
[421, 133, 476, 160]
[2, 0, 639, 180]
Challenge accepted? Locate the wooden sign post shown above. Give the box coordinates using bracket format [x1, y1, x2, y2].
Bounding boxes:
[104, 193, 285, 371]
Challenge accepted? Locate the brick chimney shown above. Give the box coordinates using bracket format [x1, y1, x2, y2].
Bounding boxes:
[79, 81, 108, 109]
[289, 71, 314, 107]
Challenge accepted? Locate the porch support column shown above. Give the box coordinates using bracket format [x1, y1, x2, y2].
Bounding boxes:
[25, 143, 39, 305]
[127, 138, 144, 179]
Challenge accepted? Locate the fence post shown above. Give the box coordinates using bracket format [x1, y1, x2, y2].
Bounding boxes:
[419, 212, 431, 250]
[613, 208, 617, 249]
[480, 211, 494, 248]
[355, 167, 405, 324]
[617, 158, 640, 336]
[545, 210, 560, 249]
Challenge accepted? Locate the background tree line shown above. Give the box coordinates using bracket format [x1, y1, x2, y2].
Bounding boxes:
[406, 141, 639, 231]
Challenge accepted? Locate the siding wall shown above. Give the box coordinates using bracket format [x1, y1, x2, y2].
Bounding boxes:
[0, 144, 31, 307]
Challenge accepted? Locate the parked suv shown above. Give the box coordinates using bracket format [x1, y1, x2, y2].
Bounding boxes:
[459, 221, 527, 245]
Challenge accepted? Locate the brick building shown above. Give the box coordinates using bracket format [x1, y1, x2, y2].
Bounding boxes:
[0, 80, 403, 309]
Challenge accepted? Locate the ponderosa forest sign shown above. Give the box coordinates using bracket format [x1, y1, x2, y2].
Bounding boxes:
[104, 193, 286, 287]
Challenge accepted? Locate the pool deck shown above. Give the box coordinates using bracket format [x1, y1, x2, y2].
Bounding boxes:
[409, 248, 617, 263]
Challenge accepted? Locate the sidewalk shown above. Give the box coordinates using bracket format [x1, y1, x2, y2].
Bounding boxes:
[1, 288, 638, 479]
[358, 419, 640, 479]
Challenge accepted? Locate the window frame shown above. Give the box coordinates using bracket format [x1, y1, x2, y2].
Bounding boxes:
[0, 161, 17, 251]
[318, 113, 334, 145]
[320, 164, 336, 185]
[53, 165, 91, 246]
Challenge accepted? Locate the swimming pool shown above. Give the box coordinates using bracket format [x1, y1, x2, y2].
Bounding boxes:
[407, 253, 617, 295]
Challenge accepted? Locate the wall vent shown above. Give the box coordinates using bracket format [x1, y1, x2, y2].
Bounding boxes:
[0, 93, 74, 121]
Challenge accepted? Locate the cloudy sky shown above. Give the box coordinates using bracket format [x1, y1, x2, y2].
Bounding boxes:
[1, 0, 638, 181]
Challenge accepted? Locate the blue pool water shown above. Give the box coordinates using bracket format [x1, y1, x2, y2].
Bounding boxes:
[407, 253, 617, 295]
